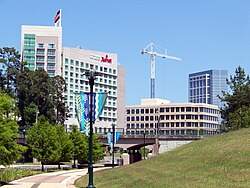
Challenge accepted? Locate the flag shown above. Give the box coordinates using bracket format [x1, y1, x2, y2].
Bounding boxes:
[54, 10, 60, 24]
[75, 92, 107, 136]
[107, 132, 121, 147]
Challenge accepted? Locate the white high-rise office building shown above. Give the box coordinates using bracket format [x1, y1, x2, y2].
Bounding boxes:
[62, 47, 126, 132]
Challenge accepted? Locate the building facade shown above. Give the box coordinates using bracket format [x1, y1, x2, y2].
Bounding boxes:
[62, 47, 126, 133]
[126, 98, 219, 136]
[188, 70, 228, 109]
[21, 25, 126, 133]
[21, 26, 62, 76]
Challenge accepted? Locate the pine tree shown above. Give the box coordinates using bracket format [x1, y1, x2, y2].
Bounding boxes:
[220, 66, 250, 130]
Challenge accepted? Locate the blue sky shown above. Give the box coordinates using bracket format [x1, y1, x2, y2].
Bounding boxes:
[1, 0, 250, 105]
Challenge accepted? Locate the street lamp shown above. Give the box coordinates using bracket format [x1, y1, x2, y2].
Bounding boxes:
[84, 69, 100, 188]
[154, 108, 161, 155]
[23, 129, 26, 163]
[111, 123, 115, 168]
[143, 129, 146, 160]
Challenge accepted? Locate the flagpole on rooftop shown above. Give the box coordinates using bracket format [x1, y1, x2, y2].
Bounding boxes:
[59, 9, 62, 27]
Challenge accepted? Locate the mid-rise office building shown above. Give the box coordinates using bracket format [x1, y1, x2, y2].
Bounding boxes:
[126, 98, 219, 136]
[188, 70, 228, 109]
[62, 47, 126, 132]
[21, 26, 62, 76]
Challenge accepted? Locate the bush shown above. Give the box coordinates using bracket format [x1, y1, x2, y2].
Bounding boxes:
[0, 168, 40, 185]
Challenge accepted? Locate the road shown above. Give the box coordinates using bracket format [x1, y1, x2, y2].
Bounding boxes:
[2, 167, 109, 188]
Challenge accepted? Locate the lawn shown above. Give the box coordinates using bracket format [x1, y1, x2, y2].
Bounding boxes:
[75, 128, 250, 188]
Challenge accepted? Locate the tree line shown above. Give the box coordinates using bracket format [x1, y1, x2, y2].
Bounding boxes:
[0, 47, 103, 169]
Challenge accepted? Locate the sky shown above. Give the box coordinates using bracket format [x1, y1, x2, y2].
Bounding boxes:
[1, 0, 250, 105]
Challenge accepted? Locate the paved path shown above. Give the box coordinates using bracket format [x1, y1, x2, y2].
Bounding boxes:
[2, 168, 109, 188]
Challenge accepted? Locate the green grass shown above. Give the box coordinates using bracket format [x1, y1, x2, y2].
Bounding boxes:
[0, 168, 41, 186]
[75, 128, 250, 188]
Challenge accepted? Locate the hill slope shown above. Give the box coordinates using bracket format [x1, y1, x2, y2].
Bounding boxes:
[76, 128, 250, 188]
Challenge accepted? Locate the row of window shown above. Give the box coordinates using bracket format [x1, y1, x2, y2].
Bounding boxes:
[37, 56, 55, 63]
[189, 79, 210, 88]
[37, 43, 56, 49]
[64, 75, 117, 86]
[127, 114, 218, 122]
[64, 58, 117, 75]
[65, 72, 117, 83]
[64, 85, 117, 96]
[36, 63, 55, 70]
[127, 122, 218, 129]
[126, 129, 218, 136]
[127, 107, 218, 115]
[37, 49, 56, 56]
[190, 88, 210, 96]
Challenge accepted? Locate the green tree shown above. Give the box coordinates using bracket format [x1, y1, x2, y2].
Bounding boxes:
[220, 66, 250, 130]
[27, 116, 60, 171]
[24, 103, 38, 128]
[16, 66, 33, 128]
[51, 75, 68, 125]
[91, 134, 103, 162]
[31, 69, 56, 123]
[69, 125, 87, 167]
[55, 124, 73, 169]
[16, 68, 67, 127]
[0, 47, 21, 97]
[0, 91, 26, 166]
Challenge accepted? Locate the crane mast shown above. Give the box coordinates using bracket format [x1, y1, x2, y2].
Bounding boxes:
[141, 42, 182, 98]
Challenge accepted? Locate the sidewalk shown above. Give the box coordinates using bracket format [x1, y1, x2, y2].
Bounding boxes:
[1, 167, 109, 188]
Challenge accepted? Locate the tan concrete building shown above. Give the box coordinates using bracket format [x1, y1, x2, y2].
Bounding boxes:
[126, 98, 219, 136]
[21, 26, 62, 76]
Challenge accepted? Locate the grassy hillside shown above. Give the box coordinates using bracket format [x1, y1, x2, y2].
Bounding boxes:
[76, 128, 250, 188]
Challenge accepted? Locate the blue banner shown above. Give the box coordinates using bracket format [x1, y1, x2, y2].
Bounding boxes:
[107, 132, 121, 147]
[75, 92, 107, 136]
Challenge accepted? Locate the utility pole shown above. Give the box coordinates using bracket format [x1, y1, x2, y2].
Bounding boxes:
[141, 43, 181, 98]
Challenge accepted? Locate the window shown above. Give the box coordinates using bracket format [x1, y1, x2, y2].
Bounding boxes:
[38, 43, 44, 48]
[37, 49, 44, 55]
[37, 57, 44, 62]
[47, 56, 55, 63]
[47, 64, 55, 70]
[48, 71, 55, 76]
[48, 44, 55, 49]
[47, 49, 55, 56]
[65, 58, 68, 64]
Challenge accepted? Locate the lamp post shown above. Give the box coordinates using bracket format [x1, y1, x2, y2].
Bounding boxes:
[143, 130, 146, 160]
[23, 129, 26, 163]
[155, 109, 161, 155]
[112, 123, 115, 168]
[85, 69, 100, 188]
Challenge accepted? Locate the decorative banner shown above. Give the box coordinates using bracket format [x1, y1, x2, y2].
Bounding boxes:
[107, 132, 121, 147]
[75, 92, 107, 136]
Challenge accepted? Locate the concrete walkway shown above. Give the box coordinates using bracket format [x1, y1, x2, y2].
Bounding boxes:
[2, 167, 109, 188]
